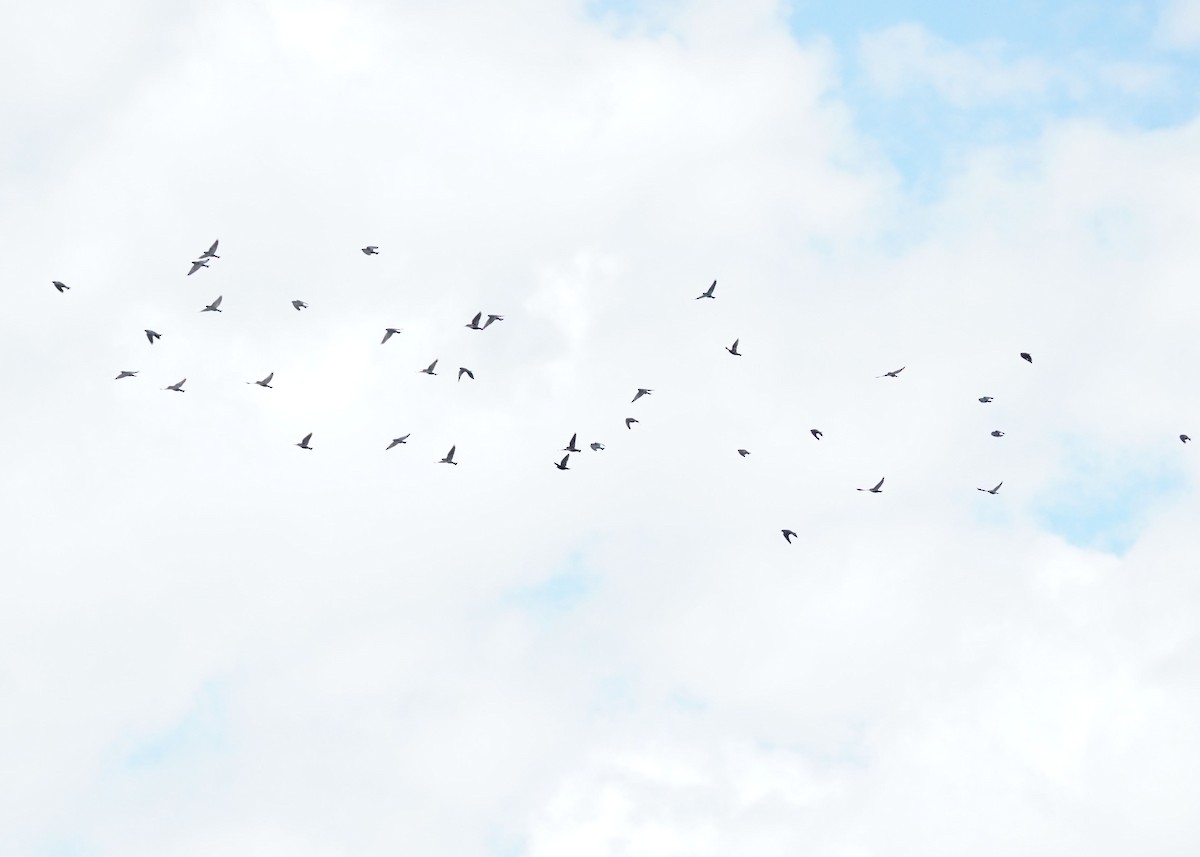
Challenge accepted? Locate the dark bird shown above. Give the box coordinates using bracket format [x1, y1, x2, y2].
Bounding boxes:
[858, 477, 885, 493]
[362, 246, 379, 255]
[164, 378, 186, 392]
[145, 330, 161, 344]
[292, 300, 308, 311]
[198, 240, 219, 260]
[114, 370, 137, 380]
[482, 314, 504, 329]
[726, 339, 742, 356]
[696, 280, 717, 300]
[625, 418, 638, 429]
[554, 454, 570, 471]
[249, 372, 274, 388]
[296, 432, 313, 450]
[381, 328, 402, 344]
[978, 396, 994, 403]
[1181, 435, 1191, 444]
[53, 280, 68, 292]
[440, 445, 458, 465]
[738, 449, 750, 457]
[991, 430, 1005, 437]
[386, 434, 410, 450]
[187, 259, 209, 276]
[977, 482, 1003, 494]
[564, 433, 581, 453]
[201, 295, 223, 312]
[810, 429, 823, 440]
[420, 360, 438, 375]
[878, 366, 905, 378]
[590, 442, 605, 451]
[1020, 352, 1032, 363]
[632, 388, 652, 403]
[782, 529, 797, 544]
[465, 312, 483, 330]
[458, 367, 474, 381]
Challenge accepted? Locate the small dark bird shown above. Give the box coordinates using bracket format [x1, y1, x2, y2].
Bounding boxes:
[1020, 352, 1032, 363]
[362, 246, 379, 255]
[696, 280, 717, 299]
[726, 339, 741, 356]
[164, 378, 186, 392]
[296, 432, 313, 450]
[632, 388, 652, 403]
[114, 370, 137, 380]
[737, 449, 750, 457]
[782, 529, 797, 544]
[201, 295, 223, 312]
[440, 445, 458, 465]
[977, 482, 1003, 494]
[991, 430, 1005, 437]
[187, 259, 209, 276]
[858, 477, 885, 493]
[198, 240, 219, 260]
[458, 367, 474, 381]
[978, 396, 994, 403]
[249, 372, 274, 388]
[382, 328, 402, 344]
[482, 314, 504, 329]
[292, 300, 308, 311]
[145, 330, 161, 344]
[1181, 435, 1191, 444]
[878, 366, 905, 378]
[465, 312, 483, 330]
[810, 429, 823, 440]
[625, 418, 638, 429]
[590, 442, 605, 451]
[53, 280, 68, 292]
[554, 454, 570, 471]
[564, 433, 581, 453]
[386, 434, 410, 450]
[420, 360, 438, 375]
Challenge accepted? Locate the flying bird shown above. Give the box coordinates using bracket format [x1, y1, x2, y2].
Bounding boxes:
[554, 454, 570, 471]
[1181, 435, 1191, 444]
[1020, 352, 1033, 363]
[858, 477, 885, 493]
[782, 529, 797, 544]
[632, 388, 652, 403]
[590, 442, 605, 451]
[198, 240, 219, 260]
[696, 280, 717, 299]
[292, 300, 308, 311]
[978, 396, 994, 403]
[810, 429, 823, 440]
[145, 330, 161, 344]
[362, 246, 379, 255]
[296, 432, 313, 450]
[726, 339, 742, 356]
[991, 430, 1005, 437]
[625, 418, 638, 429]
[465, 312, 483, 330]
[114, 370, 137, 380]
[878, 366, 905, 378]
[201, 295, 223, 312]
[249, 372, 274, 388]
[977, 482, 1003, 495]
[381, 328, 402, 344]
[440, 445, 458, 465]
[482, 314, 504, 329]
[458, 367, 474, 381]
[386, 434, 410, 449]
[564, 434, 581, 453]
[187, 259, 209, 276]
[164, 378, 186, 392]
[737, 449, 750, 457]
[52, 280, 68, 292]
[420, 360, 438, 375]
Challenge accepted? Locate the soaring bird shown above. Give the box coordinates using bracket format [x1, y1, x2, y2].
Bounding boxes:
[292, 300, 308, 311]
[145, 330, 161, 344]
[381, 328, 402, 344]
[482, 314, 504, 329]
[458, 367, 474, 381]
[632, 388, 652, 403]
[991, 430, 1005, 437]
[362, 246, 379, 255]
[782, 529, 797, 544]
[726, 339, 742, 356]
[440, 445, 458, 465]
[164, 378, 186, 392]
[858, 477, 885, 493]
[249, 372, 274, 388]
[978, 396, 994, 403]
[810, 429, 823, 440]
[465, 312, 483, 330]
[554, 454, 571, 471]
[590, 442, 605, 451]
[52, 280, 68, 292]
[878, 366, 905, 378]
[625, 418, 638, 429]
[202, 295, 223, 312]
[114, 370, 137, 380]
[977, 482, 1003, 494]
[386, 434, 410, 450]
[420, 360, 438, 375]
[1181, 435, 1191, 444]
[696, 280, 716, 299]
[187, 259, 209, 275]
[737, 449, 750, 457]
[1020, 352, 1033, 363]
[564, 434, 581, 453]
[198, 240, 219, 260]
[296, 432, 313, 450]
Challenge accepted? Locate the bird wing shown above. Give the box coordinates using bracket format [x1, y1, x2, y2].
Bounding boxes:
[207, 240, 218, 254]
[993, 482, 1003, 492]
[262, 373, 273, 385]
[471, 312, 482, 326]
[187, 260, 204, 275]
[559, 455, 569, 467]
[446, 445, 456, 459]
[568, 433, 576, 447]
[301, 433, 312, 445]
[211, 295, 222, 308]
[873, 477, 885, 490]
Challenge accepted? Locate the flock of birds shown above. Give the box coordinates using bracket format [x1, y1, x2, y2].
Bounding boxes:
[50, 245, 1194, 543]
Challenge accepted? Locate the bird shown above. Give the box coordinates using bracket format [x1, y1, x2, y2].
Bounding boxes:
[164, 378, 186, 392]
[977, 482, 1003, 494]
[482, 314, 504, 329]
[632, 388, 652, 402]
[991, 430, 1005, 437]
[810, 429, 823, 440]
[362, 246, 379, 255]
[201, 295, 223, 312]
[198, 240, 219, 260]
[249, 372, 274, 388]
[381, 328, 402, 344]
[296, 432, 313, 450]
[1020, 352, 1033, 363]
[52, 280, 68, 292]
[145, 330, 161, 344]
[1181, 435, 1191, 444]
[420, 360, 438, 375]
[465, 312, 483, 330]
[696, 280, 717, 299]
[564, 434, 581, 453]
[187, 259, 209, 276]
[625, 418, 638, 429]
[726, 339, 742, 356]
[458, 367, 474, 381]
[554, 454, 570, 471]
[292, 300, 308, 311]
[858, 477, 885, 493]
[114, 370, 137, 380]
[590, 442, 605, 451]
[782, 529, 797, 544]
[878, 366, 905, 378]
[440, 445, 458, 465]
[386, 434, 410, 450]
[978, 396, 994, 403]
[737, 449, 750, 457]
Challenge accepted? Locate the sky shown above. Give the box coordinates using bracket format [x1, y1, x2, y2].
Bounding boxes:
[5, 0, 1200, 854]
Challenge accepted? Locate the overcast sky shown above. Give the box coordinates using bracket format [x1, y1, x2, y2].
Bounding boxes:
[6, 0, 1200, 854]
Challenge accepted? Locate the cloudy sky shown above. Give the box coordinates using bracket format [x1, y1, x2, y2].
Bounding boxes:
[6, 0, 1200, 853]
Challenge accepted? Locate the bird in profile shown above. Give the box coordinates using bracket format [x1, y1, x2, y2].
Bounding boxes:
[381, 328, 402, 344]
[292, 300, 308, 311]
[386, 434, 410, 449]
[810, 429, 823, 440]
[362, 246, 379, 255]
[249, 372, 274, 388]
[978, 396, 994, 403]
[53, 280, 69, 292]
[1181, 435, 1191, 444]
[296, 432, 313, 450]
[1020, 352, 1033, 363]
[440, 445, 458, 465]
[726, 339, 742, 356]
[564, 434, 581, 453]
[625, 418, 638, 429]
[590, 442, 605, 451]
[187, 259, 209, 276]
[554, 454, 571, 471]
[465, 312, 483, 330]
[482, 314, 504, 329]
[145, 330, 161, 344]
[782, 529, 797, 544]
[878, 366, 905, 378]
[201, 295, 223, 312]
[977, 482, 1003, 494]
[696, 280, 716, 299]
[114, 370, 138, 380]
[632, 388, 652, 402]
[198, 240, 219, 260]
[991, 430, 1005, 437]
[420, 360, 438, 375]
[858, 477, 885, 493]
[164, 378, 186, 392]
[458, 367, 474, 381]
[737, 449, 750, 457]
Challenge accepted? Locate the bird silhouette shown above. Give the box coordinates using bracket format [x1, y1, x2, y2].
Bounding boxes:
[198, 240, 219, 259]
[292, 300, 308, 311]
[625, 418, 638, 429]
[1020, 352, 1033, 363]
[386, 434, 410, 450]
[977, 482, 1003, 494]
[590, 442, 605, 451]
[465, 312, 483, 330]
[145, 330, 161, 344]
[187, 259, 209, 276]
[554, 454, 570, 471]
[978, 396, 994, 403]
[696, 280, 717, 299]
[878, 367, 905, 378]
[737, 449, 750, 457]
[991, 430, 1005, 437]
[458, 367, 474, 381]
[858, 477, 885, 493]
[726, 339, 741, 356]
[52, 280, 68, 293]
[564, 434, 581, 452]
[381, 328, 402, 344]
[164, 378, 186, 392]
[296, 432, 313, 450]
[249, 372, 274, 388]
[114, 370, 137, 380]
[632, 388, 652, 403]
[201, 295, 223, 312]
[1181, 435, 1191, 444]
[420, 360, 438, 375]
[782, 529, 797, 544]
[362, 246, 379, 255]
[810, 429, 823, 440]
[440, 445, 458, 465]
[482, 314, 504, 329]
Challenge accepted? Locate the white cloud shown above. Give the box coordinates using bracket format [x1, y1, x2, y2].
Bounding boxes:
[1157, 0, 1200, 47]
